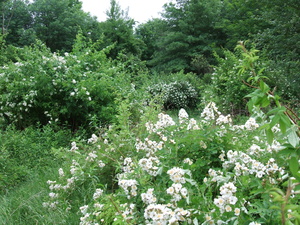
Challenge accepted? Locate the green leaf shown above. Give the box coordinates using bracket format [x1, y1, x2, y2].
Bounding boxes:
[289, 156, 300, 179]
[270, 205, 281, 210]
[279, 115, 291, 134]
[267, 107, 280, 115]
[269, 114, 280, 128]
[279, 147, 295, 156]
[285, 204, 300, 211]
[260, 95, 270, 107]
[257, 68, 265, 75]
[259, 80, 270, 93]
[287, 128, 300, 148]
[266, 128, 274, 145]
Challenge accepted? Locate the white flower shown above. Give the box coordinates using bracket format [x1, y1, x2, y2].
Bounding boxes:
[234, 208, 240, 216]
[225, 205, 232, 212]
[183, 158, 193, 165]
[93, 188, 103, 200]
[58, 168, 64, 177]
[167, 167, 187, 183]
[70, 141, 78, 152]
[80, 205, 89, 214]
[249, 222, 261, 225]
[179, 108, 189, 124]
[244, 117, 259, 130]
[87, 134, 98, 144]
[49, 192, 58, 198]
[141, 188, 157, 204]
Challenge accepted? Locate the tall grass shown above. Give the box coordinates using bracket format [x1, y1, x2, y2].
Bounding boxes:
[0, 165, 76, 224]
[0, 125, 83, 224]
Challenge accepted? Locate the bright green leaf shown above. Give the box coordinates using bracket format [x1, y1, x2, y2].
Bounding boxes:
[289, 156, 300, 179]
[287, 128, 300, 148]
[266, 128, 274, 145]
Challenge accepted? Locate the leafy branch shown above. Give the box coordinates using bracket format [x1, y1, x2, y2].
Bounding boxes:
[236, 41, 300, 147]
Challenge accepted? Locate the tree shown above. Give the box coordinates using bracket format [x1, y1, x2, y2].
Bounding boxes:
[149, 0, 225, 75]
[253, 0, 300, 102]
[31, 0, 101, 52]
[1, 0, 13, 35]
[99, 0, 144, 59]
[217, 0, 269, 50]
[135, 18, 168, 61]
[1, 0, 36, 46]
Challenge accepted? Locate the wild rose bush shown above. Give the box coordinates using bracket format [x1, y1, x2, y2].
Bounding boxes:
[147, 80, 199, 110]
[0, 35, 134, 130]
[42, 102, 300, 224]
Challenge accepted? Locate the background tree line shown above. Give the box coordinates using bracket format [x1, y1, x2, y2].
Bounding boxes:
[1, 0, 299, 106]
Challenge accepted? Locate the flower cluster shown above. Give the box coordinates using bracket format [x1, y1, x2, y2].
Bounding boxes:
[166, 183, 188, 202]
[179, 108, 189, 124]
[70, 141, 79, 152]
[93, 188, 104, 200]
[138, 157, 161, 176]
[144, 204, 191, 225]
[147, 80, 198, 110]
[201, 102, 221, 122]
[223, 150, 285, 180]
[233, 117, 259, 131]
[122, 157, 135, 173]
[135, 138, 164, 156]
[216, 114, 232, 125]
[206, 169, 227, 183]
[214, 182, 239, 214]
[167, 167, 190, 184]
[79, 189, 105, 225]
[88, 134, 98, 144]
[141, 188, 157, 205]
[118, 179, 138, 199]
[183, 158, 193, 165]
[117, 203, 136, 222]
[145, 112, 176, 133]
[43, 175, 76, 209]
[41, 102, 297, 224]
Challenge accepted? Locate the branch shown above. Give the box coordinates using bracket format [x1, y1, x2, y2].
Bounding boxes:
[242, 80, 259, 89]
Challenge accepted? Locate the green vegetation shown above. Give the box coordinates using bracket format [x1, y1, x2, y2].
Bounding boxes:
[0, 0, 299, 224]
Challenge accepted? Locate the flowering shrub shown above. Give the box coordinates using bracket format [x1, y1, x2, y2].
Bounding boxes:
[147, 80, 199, 110]
[42, 102, 299, 224]
[0, 35, 135, 130]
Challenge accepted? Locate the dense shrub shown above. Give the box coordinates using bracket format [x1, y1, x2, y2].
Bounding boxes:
[147, 80, 199, 110]
[0, 36, 132, 130]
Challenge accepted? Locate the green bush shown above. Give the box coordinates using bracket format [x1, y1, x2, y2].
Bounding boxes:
[203, 49, 251, 115]
[0, 36, 120, 130]
[147, 80, 199, 110]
